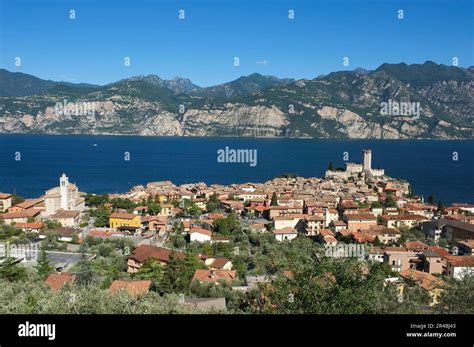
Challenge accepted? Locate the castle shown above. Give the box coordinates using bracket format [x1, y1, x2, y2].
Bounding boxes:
[325, 149, 385, 180]
[44, 173, 86, 216]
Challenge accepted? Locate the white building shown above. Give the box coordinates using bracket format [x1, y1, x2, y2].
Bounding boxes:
[446, 257, 474, 279]
[272, 227, 298, 242]
[44, 173, 85, 217]
[189, 227, 212, 242]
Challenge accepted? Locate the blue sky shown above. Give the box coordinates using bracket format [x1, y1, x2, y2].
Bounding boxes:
[0, 0, 472, 86]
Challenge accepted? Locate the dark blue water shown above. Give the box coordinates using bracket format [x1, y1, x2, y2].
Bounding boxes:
[0, 135, 472, 204]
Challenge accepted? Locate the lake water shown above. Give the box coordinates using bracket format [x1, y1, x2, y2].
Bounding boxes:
[0, 135, 472, 204]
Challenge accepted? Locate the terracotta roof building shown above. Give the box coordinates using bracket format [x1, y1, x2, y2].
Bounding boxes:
[108, 280, 151, 297]
[127, 245, 184, 273]
[192, 269, 237, 285]
[45, 272, 75, 291]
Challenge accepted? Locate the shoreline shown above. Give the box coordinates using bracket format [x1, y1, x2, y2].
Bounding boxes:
[1, 133, 474, 141]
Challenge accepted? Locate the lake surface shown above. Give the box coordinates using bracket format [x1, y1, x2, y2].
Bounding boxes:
[0, 135, 472, 204]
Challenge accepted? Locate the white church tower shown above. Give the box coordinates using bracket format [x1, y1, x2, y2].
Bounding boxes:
[363, 149, 372, 173]
[60, 173, 70, 210]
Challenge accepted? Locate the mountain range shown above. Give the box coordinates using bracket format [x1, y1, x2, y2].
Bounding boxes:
[0, 61, 473, 139]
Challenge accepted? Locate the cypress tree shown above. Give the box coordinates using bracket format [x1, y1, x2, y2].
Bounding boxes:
[270, 192, 279, 206]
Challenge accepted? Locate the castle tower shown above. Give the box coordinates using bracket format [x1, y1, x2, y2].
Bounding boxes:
[363, 149, 372, 172]
[60, 173, 70, 210]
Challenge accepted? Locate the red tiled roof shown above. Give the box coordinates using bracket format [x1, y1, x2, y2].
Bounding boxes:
[10, 198, 43, 210]
[351, 231, 375, 243]
[319, 229, 335, 237]
[210, 257, 231, 269]
[382, 214, 428, 221]
[128, 245, 184, 263]
[45, 272, 74, 290]
[345, 213, 377, 221]
[88, 230, 122, 237]
[108, 280, 151, 296]
[400, 269, 444, 291]
[457, 239, 474, 249]
[189, 227, 212, 237]
[403, 241, 430, 251]
[110, 212, 138, 219]
[208, 214, 224, 220]
[192, 270, 236, 284]
[51, 210, 79, 219]
[306, 215, 325, 221]
[212, 236, 231, 241]
[14, 221, 44, 229]
[0, 209, 40, 219]
[272, 227, 297, 235]
[427, 246, 450, 258]
[445, 256, 474, 267]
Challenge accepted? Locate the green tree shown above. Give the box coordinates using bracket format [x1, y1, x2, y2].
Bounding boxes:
[373, 236, 383, 247]
[11, 189, 24, 205]
[327, 162, 334, 171]
[437, 200, 446, 214]
[158, 252, 184, 293]
[398, 227, 426, 244]
[158, 252, 204, 294]
[270, 192, 279, 206]
[110, 197, 137, 211]
[147, 201, 161, 216]
[92, 205, 110, 227]
[259, 258, 422, 314]
[85, 193, 109, 207]
[383, 195, 396, 208]
[98, 243, 114, 257]
[179, 253, 204, 289]
[187, 202, 201, 217]
[74, 254, 96, 287]
[371, 201, 382, 209]
[0, 280, 200, 314]
[427, 194, 435, 205]
[206, 194, 220, 212]
[135, 258, 163, 282]
[436, 276, 474, 314]
[45, 220, 62, 229]
[0, 258, 27, 282]
[212, 213, 240, 236]
[34, 248, 53, 279]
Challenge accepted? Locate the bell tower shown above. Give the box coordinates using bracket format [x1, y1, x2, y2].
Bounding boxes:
[60, 173, 69, 210]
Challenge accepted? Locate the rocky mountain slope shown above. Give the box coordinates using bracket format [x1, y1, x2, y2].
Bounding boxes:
[0, 62, 473, 139]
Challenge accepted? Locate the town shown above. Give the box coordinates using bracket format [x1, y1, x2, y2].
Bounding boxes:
[0, 149, 473, 314]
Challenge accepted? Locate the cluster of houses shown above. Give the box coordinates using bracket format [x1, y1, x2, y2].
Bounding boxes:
[1, 150, 474, 309]
[0, 173, 86, 244]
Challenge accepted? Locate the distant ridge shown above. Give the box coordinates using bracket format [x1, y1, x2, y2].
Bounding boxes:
[0, 61, 473, 139]
[0, 69, 99, 97]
